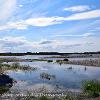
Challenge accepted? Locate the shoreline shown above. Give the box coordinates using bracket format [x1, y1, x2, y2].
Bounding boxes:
[0, 57, 100, 67]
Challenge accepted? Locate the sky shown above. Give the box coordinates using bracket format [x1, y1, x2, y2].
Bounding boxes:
[0, 0, 100, 53]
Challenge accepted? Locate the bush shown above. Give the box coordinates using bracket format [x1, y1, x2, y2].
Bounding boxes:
[39, 96, 50, 100]
[82, 80, 100, 97]
[65, 95, 76, 100]
[47, 60, 53, 63]
[63, 59, 69, 61]
[56, 60, 61, 62]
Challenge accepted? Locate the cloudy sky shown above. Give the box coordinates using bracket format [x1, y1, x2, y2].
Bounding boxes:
[0, 0, 100, 53]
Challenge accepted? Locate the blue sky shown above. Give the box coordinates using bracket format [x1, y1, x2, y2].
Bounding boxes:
[0, 0, 100, 52]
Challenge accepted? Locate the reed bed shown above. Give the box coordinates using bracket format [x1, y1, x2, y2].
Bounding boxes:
[56, 59, 100, 67]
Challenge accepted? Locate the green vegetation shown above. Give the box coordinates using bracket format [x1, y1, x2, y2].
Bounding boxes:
[47, 60, 53, 63]
[65, 94, 77, 100]
[0, 63, 10, 68]
[0, 57, 54, 63]
[0, 86, 10, 95]
[56, 60, 60, 62]
[0, 58, 22, 62]
[32, 59, 53, 63]
[11, 63, 37, 71]
[56, 58, 69, 63]
[82, 80, 100, 97]
[0, 62, 37, 72]
[39, 96, 50, 100]
[56, 59, 100, 67]
[63, 59, 69, 61]
[32, 59, 48, 62]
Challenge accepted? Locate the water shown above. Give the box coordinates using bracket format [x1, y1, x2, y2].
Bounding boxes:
[3, 61, 100, 94]
[0, 55, 100, 94]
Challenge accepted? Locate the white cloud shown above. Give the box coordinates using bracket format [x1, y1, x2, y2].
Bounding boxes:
[25, 17, 64, 27]
[19, 5, 23, 7]
[55, 33, 95, 37]
[32, 38, 97, 52]
[0, 36, 99, 52]
[0, 21, 27, 30]
[0, 36, 28, 47]
[0, 36, 78, 52]
[83, 33, 95, 37]
[0, 9, 100, 30]
[66, 9, 100, 20]
[0, 0, 16, 22]
[41, 37, 100, 52]
[64, 5, 90, 12]
[39, 39, 93, 48]
[0, 36, 40, 52]
[0, 17, 65, 30]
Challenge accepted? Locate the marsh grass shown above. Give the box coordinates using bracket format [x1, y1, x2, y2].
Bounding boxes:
[82, 80, 100, 97]
[56, 59, 100, 67]
[0, 62, 37, 72]
[39, 96, 50, 100]
[65, 94, 77, 100]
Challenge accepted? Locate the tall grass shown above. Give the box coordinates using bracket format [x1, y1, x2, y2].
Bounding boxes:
[0, 62, 37, 71]
[82, 80, 100, 97]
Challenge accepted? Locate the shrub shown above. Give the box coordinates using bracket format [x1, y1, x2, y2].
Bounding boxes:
[39, 96, 50, 100]
[82, 80, 100, 97]
[47, 60, 53, 63]
[56, 60, 61, 62]
[63, 59, 69, 61]
[65, 94, 77, 100]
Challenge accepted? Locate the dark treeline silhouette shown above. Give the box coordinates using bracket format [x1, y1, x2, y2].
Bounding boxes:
[0, 51, 100, 56]
[0, 52, 59, 56]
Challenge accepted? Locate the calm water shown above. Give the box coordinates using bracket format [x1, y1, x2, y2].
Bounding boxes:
[1, 55, 100, 94]
[4, 61, 100, 94]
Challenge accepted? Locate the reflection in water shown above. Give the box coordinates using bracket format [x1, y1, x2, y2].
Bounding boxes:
[0, 74, 13, 94]
[1, 61, 100, 95]
[67, 67, 73, 70]
[27, 83, 56, 93]
[84, 67, 87, 71]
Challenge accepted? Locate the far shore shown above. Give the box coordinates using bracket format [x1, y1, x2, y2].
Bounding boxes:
[56, 59, 100, 67]
[0, 56, 100, 67]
